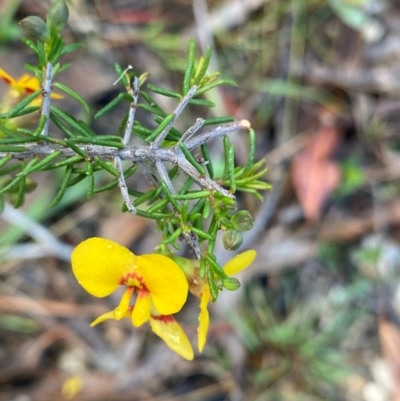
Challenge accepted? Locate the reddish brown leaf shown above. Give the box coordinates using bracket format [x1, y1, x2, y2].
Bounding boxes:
[292, 124, 342, 220]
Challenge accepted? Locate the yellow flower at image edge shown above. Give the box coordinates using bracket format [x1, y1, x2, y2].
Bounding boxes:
[0, 68, 63, 129]
[198, 250, 257, 352]
[71, 237, 193, 360]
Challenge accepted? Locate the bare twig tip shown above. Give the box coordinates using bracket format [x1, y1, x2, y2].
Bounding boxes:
[240, 119, 251, 129]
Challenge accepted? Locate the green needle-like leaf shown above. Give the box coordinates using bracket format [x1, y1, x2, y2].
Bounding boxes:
[53, 82, 90, 113]
[49, 165, 73, 207]
[183, 39, 196, 95]
[193, 45, 211, 85]
[145, 113, 174, 143]
[147, 84, 180, 98]
[6, 90, 41, 118]
[94, 93, 132, 119]
[195, 79, 237, 96]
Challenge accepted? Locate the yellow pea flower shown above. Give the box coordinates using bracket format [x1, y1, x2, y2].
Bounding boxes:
[0, 68, 62, 129]
[71, 237, 194, 360]
[197, 251, 257, 352]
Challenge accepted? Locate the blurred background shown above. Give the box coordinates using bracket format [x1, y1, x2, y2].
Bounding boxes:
[1, 0, 400, 400]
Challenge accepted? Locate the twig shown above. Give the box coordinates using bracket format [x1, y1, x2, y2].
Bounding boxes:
[40, 62, 54, 136]
[123, 76, 139, 146]
[152, 86, 198, 148]
[114, 156, 136, 213]
[178, 118, 205, 145]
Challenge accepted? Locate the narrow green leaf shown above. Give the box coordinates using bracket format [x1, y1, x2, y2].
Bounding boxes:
[23, 150, 62, 174]
[8, 106, 40, 118]
[196, 79, 237, 96]
[183, 39, 196, 95]
[51, 106, 92, 137]
[145, 113, 175, 143]
[208, 272, 219, 301]
[37, 42, 46, 67]
[45, 155, 83, 170]
[201, 144, 214, 179]
[94, 93, 132, 119]
[147, 198, 169, 214]
[134, 209, 171, 220]
[6, 90, 41, 118]
[199, 258, 207, 278]
[187, 198, 206, 220]
[22, 38, 38, 52]
[49, 165, 73, 207]
[180, 143, 206, 175]
[181, 199, 189, 222]
[244, 128, 256, 173]
[0, 176, 23, 194]
[179, 177, 195, 195]
[173, 190, 211, 200]
[23, 63, 38, 74]
[164, 227, 183, 244]
[14, 176, 26, 208]
[60, 42, 85, 56]
[114, 63, 129, 88]
[202, 198, 211, 219]
[53, 82, 90, 113]
[161, 182, 182, 212]
[138, 103, 166, 118]
[0, 145, 26, 152]
[227, 145, 236, 193]
[188, 99, 215, 107]
[0, 155, 12, 169]
[147, 83, 181, 98]
[58, 63, 72, 73]
[0, 137, 38, 144]
[94, 157, 119, 177]
[34, 115, 47, 136]
[64, 139, 87, 158]
[193, 45, 211, 85]
[190, 226, 214, 241]
[207, 256, 229, 280]
[203, 116, 235, 126]
[48, 35, 64, 64]
[86, 162, 94, 199]
[140, 91, 163, 111]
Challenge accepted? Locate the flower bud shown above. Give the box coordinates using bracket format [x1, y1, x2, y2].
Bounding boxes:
[47, 0, 69, 34]
[222, 229, 243, 251]
[19, 16, 50, 42]
[232, 210, 255, 232]
[223, 277, 241, 291]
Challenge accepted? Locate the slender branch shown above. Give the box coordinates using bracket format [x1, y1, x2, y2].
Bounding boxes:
[152, 86, 198, 148]
[123, 76, 139, 146]
[40, 62, 54, 136]
[178, 118, 204, 145]
[114, 156, 136, 213]
[186, 119, 250, 150]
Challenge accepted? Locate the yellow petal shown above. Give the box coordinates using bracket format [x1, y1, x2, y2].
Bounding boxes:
[223, 250, 257, 276]
[131, 290, 151, 327]
[136, 254, 188, 315]
[61, 375, 84, 399]
[114, 287, 134, 320]
[0, 68, 16, 86]
[198, 288, 211, 352]
[150, 315, 194, 360]
[71, 237, 137, 297]
[90, 311, 115, 327]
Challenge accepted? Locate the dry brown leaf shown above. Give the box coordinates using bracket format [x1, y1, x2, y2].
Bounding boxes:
[379, 315, 400, 400]
[99, 213, 150, 247]
[292, 124, 342, 220]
